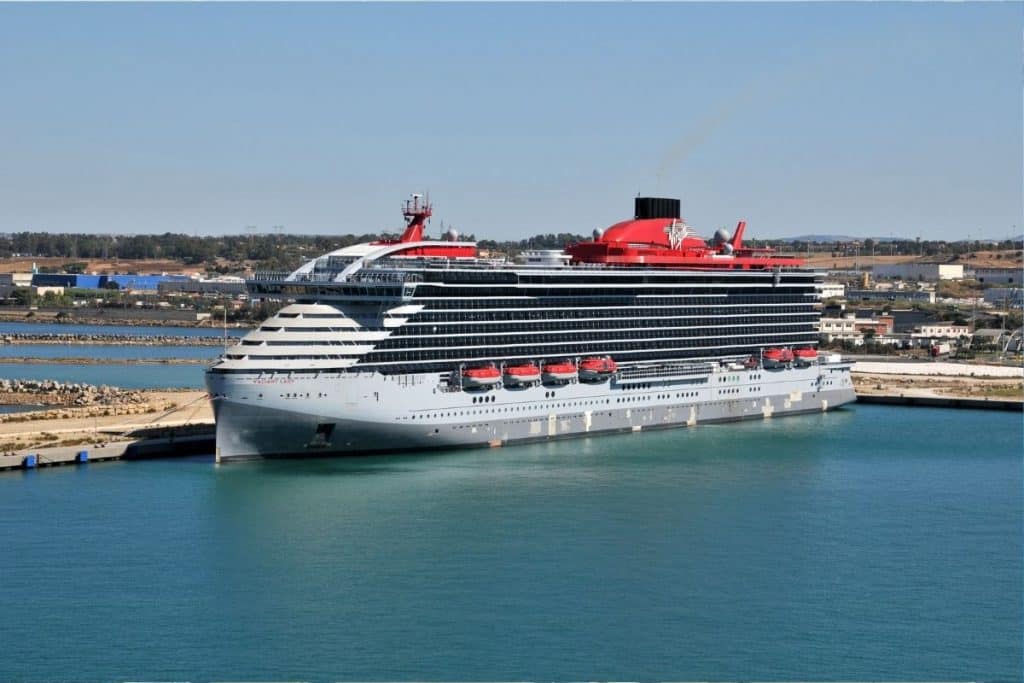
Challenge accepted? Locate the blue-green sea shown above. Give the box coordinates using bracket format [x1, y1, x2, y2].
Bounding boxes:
[0, 321, 246, 338]
[0, 344, 220, 360]
[0, 323, 218, 387]
[0, 361, 206, 388]
[0, 404, 1020, 682]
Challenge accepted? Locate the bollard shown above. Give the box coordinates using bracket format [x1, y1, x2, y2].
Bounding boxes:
[23, 454, 37, 469]
[76, 450, 89, 463]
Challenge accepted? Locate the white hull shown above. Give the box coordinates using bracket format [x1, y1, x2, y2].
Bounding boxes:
[206, 362, 856, 462]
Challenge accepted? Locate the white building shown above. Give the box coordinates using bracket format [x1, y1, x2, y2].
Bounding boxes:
[913, 322, 970, 339]
[0, 273, 33, 287]
[819, 316, 858, 339]
[872, 263, 964, 281]
[819, 314, 894, 342]
[816, 282, 846, 299]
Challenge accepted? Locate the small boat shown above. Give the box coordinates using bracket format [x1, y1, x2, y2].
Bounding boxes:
[542, 361, 577, 383]
[762, 347, 794, 368]
[462, 365, 501, 388]
[793, 347, 818, 365]
[578, 356, 617, 382]
[503, 363, 541, 386]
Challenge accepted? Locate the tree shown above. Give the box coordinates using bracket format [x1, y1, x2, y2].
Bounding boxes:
[11, 287, 33, 306]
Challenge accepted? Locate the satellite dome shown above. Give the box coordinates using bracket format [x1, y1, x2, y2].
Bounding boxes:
[444, 227, 459, 242]
[592, 228, 604, 240]
[714, 228, 731, 244]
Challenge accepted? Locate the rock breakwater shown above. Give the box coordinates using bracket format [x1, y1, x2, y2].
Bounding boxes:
[0, 379, 147, 407]
[0, 382, 203, 429]
[0, 333, 226, 346]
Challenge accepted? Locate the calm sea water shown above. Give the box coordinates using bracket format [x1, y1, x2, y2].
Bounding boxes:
[0, 361, 205, 388]
[0, 321, 246, 338]
[0, 323, 223, 388]
[0, 344, 220, 360]
[0, 404, 1020, 682]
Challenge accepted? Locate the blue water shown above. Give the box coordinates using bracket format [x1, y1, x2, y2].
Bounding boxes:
[0, 362, 205, 388]
[0, 405, 1019, 681]
[0, 404, 41, 414]
[0, 344, 220, 360]
[0, 323, 222, 387]
[0, 321, 246, 338]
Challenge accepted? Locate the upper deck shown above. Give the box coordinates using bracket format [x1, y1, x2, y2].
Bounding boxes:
[248, 194, 804, 298]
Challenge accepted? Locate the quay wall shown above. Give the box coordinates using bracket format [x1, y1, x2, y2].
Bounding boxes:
[856, 394, 1023, 411]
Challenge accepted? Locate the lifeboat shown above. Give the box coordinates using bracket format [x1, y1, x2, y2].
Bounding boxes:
[542, 361, 577, 384]
[578, 356, 617, 382]
[762, 347, 794, 369]
[503, 363, 541, 386]
[462, 365, 501, 389]
[793, 347, 818, 366]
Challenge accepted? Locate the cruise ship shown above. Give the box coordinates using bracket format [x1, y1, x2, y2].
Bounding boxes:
[205, 195, 856, 462]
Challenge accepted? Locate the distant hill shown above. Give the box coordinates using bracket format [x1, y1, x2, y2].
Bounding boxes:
[780, 235, 901, 243]
[782, 234, 860, 243]
[781, 234, 1022, 243]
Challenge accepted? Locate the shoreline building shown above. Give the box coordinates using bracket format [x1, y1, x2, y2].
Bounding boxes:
[872, 263, 964, 281]
[911, 322, 971, 340]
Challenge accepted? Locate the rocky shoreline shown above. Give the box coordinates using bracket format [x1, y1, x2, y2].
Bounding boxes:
[0, 387, 210, 450]
[0, 379, 151, 408]
[0, 310, 255, 329]
[0, 332, 228, 346]
[0, 381, 205, 437]
[6, 357, 209, 365]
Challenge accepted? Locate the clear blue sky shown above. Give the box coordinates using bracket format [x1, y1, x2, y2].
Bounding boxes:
[0, 2, 1020, 241]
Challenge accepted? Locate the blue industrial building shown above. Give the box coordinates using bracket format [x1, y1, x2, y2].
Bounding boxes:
[31, 273, 192, 290]
[73, 275, 106, 289]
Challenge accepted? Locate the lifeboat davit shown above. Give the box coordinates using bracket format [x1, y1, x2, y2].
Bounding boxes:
[503, 363, 541, 386]
[762, 347, 794, 368]
[542, 361, 577, 384]
[578, 356, 617, 382]
[462, 365, 501, 389]
[793, 347, 818, 365]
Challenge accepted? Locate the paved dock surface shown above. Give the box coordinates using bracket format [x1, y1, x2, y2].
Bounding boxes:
[853, 360, 1023, 378]
[0, 390, 210, 445]
[0, 441, 131, 470]
[0, 428, 215, 471]
[0, 389, 214, 470]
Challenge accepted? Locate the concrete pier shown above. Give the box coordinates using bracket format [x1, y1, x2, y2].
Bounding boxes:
[0, 423, 215, 471]
[856, 393, 1023, 411]
[0, 441, 129, 470]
